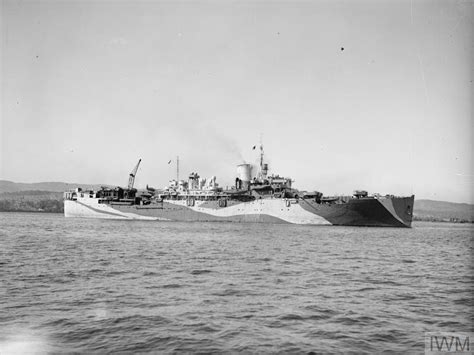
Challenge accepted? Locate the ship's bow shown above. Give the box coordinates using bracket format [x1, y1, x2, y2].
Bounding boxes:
[378, 195, 415, 227]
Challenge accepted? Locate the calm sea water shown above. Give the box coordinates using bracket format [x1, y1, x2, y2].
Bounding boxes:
[1, 212, 473, 354]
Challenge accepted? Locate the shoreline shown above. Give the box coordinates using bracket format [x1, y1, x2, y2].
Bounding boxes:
[0, 210, 472, 224]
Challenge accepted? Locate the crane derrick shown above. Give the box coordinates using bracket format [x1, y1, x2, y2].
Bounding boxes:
[128, 159, 141, 190]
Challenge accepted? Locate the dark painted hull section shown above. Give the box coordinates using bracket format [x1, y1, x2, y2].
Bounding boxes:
[300, 196, 414, 227]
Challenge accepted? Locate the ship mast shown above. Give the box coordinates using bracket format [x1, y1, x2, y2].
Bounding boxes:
[258, 133, 265, 181]
[176, 156, 180, 181]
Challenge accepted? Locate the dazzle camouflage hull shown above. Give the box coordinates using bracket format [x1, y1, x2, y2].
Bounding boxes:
[64, 194, 414, 227]
[64, 146, 414, 227]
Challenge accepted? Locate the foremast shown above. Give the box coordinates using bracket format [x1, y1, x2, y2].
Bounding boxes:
[257, 143, 268, 181]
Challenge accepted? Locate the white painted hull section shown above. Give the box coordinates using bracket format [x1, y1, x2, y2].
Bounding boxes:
[64, 198, 164, 220]
[64, 197, 332, 224]
[161, 199, 331, 225]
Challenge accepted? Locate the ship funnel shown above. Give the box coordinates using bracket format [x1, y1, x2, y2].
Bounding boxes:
[237, 164, 251, 181]
[236, 163, 252, 190]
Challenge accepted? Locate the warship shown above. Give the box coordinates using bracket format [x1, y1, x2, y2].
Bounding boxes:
[64, 146, 414, 227]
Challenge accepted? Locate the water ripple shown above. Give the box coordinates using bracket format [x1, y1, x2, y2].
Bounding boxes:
[1, 213, 473, 353]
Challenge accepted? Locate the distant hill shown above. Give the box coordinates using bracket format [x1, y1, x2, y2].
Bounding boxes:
[0, 190, 64, 213]
[0, 181, 110, 213]
[0, 180, 107, 193]
[0, 181, 472, 221]
[414, 199, 473, 222]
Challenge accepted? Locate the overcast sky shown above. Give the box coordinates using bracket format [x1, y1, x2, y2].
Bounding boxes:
[1, 0, 472, 203]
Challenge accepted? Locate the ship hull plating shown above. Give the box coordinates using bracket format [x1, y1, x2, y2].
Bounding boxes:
[64, 195, 414, 227]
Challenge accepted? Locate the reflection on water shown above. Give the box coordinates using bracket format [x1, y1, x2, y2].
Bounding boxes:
[1, 213, 473, 353]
